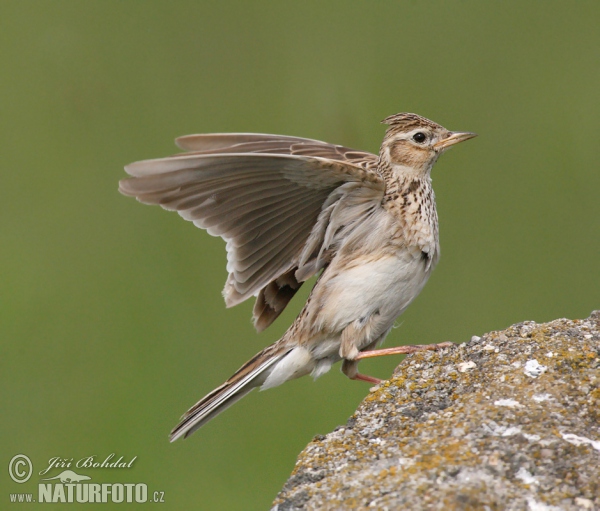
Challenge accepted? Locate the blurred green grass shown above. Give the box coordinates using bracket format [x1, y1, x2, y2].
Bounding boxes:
[2, 1, 598, 509]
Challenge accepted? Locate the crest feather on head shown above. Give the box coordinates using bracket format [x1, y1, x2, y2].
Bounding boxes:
[381, 113, 442, 131]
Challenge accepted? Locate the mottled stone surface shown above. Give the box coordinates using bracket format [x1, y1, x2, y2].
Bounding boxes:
[273, 312, 600, 511]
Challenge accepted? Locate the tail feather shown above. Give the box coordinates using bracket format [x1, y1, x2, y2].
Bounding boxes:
[169, 345, 291, 441]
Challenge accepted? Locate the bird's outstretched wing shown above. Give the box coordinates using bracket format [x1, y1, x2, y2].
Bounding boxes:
[119, 133, 382, 331]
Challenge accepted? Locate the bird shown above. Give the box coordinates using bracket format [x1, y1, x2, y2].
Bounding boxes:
[118, 113, 476, 441]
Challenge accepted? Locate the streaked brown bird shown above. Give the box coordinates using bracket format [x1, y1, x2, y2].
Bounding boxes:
[119, 113, 476, 441]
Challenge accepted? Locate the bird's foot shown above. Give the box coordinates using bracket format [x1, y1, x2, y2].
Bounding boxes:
[355, 341, 455, 360]
[349, 372, 382, 385]
[342, 359, 382, 385]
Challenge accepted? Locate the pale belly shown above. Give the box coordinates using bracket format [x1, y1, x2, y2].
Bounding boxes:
[262, 248, 435, 390]
[304, 248, 433, 360]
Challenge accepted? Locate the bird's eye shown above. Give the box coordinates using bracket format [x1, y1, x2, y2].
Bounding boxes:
[413, 132, 427, 143]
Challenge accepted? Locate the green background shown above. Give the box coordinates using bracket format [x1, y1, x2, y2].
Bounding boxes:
[3, 1, 599, 509]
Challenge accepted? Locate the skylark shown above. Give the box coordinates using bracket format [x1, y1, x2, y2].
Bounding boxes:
[119, 113, 476, 440]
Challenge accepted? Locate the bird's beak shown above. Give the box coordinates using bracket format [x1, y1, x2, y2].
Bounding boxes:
[434, 131, 477, 151]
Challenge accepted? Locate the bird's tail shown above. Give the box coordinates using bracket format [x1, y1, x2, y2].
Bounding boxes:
[169, 343, 291, 441]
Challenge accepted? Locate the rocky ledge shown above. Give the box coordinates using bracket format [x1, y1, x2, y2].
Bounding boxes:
[273, 311, 600, 511]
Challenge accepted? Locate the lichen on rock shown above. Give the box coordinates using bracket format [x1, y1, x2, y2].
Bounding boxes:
[273, 311, 600, 511]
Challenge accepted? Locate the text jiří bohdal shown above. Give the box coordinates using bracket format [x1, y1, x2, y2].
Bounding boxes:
[39, 454, 137, 476]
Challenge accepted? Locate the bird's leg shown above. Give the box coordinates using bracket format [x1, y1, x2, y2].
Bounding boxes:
[341, 359, 382, 385]
[339, 322, 453, 384]
[340, 324, 382, 384]
[354, 342, 455, 360]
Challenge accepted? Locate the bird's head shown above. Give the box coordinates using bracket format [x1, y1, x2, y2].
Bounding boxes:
[379, 113, 476, 177]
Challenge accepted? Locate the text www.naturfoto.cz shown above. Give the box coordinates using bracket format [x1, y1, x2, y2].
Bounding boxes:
[10, 483, 163, 503]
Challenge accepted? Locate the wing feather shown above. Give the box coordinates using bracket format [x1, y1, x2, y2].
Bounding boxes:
[233, 199, 324, 275]
[174, 133, 379, 170]
[217, 192, 313, 241]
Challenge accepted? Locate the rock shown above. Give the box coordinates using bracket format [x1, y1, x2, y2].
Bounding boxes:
[272, 312, 600, 511]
